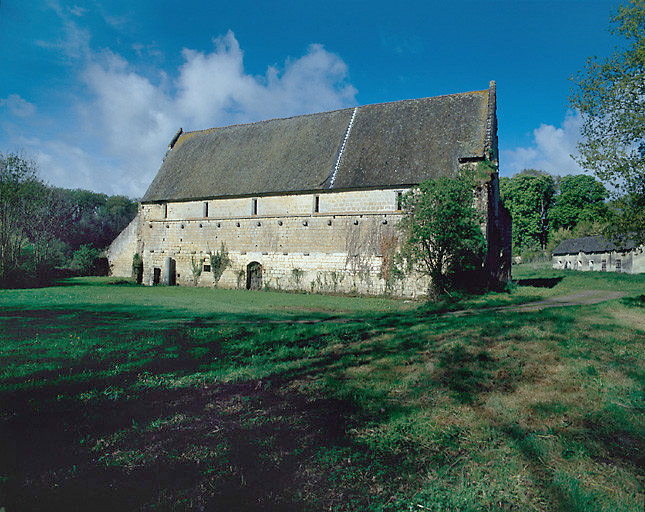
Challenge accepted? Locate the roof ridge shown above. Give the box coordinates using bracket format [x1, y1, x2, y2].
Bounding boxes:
[179, 106, 355, 137]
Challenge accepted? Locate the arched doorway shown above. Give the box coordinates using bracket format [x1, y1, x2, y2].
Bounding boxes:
[246, 261, 262, 290]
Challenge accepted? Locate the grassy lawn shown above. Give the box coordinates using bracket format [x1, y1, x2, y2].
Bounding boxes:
[0, 268, 643, 511]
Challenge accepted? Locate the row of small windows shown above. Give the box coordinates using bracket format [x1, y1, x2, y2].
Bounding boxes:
[160, 191, 405, 219]
[558, 258, 620, 271]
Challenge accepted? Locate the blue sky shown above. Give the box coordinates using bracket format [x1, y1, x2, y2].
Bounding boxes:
[0, 0, 624, 197]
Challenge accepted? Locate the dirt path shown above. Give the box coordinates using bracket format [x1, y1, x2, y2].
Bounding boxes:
[447, 289, 628, 317]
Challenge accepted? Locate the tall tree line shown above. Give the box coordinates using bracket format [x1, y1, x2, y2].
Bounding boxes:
[0, 151, 137, 287]
[500, 170, 612, 258]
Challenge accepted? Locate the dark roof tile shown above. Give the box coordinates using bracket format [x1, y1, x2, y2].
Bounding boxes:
[142, 87, 491, 202]
[552, 236, 637, 255]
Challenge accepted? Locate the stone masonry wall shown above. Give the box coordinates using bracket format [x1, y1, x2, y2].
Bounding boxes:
[109, 185, 497, 298]
[105, 215, 141, 277]
[552, 246, 645, 274]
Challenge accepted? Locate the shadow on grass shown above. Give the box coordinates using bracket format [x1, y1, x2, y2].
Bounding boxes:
[1, 294, 641, 511]
[0, 307, 418, 511]
[515, 277, 564, 288]
[0, 350, 409, 511]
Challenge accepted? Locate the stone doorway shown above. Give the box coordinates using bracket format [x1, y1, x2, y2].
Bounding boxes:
[153, 267, 161, 285]
[246, 261, 262, 290]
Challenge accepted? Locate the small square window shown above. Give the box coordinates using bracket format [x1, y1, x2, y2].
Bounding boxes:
[203, 264, 211, 272]
[396, 191, 403, 211]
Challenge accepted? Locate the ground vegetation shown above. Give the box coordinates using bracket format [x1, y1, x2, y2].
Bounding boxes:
[0, 268, 642, 511]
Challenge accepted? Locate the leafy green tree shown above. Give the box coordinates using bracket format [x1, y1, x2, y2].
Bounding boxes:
[500, 171, 556, 251]
[397, 172, 486, 299]
[0, 151, 44, 286]
[70, 244, 101, 275]
[549, 174, 610, 231]
[570, 0, 644, 243]
[1, 150, 138, 287]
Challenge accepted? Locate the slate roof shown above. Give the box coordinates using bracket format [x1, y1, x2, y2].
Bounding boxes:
[142, 84, 495, 202]
[552, 236, 638, 255]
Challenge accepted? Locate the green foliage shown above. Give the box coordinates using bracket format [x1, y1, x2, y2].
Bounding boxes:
[500, 171, 556, 251]
[69, 245, 101, 275]
[190, 255, 204, 286]
[397, 171, 487, 298]
[209, 243, 231, 286]
[236, 268, 246, 289]
[0, 151, 55, 286]
[549, 174, 610, 231]
[132, 253, 143, 284]
[475, 154, 498, 182]
[0, 150, 138, 288]
[290, 267, 305, 289]
[547, 227, 575, 252]
[570, 0, 645, 244]
[0, 270, 643, 511]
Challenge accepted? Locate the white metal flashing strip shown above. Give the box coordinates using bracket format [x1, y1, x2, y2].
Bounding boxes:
[329, 107, 358, 188]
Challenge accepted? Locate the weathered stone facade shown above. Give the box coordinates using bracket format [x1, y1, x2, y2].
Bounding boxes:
[107, 83, 512, 297]
[552, 236, 645, 274]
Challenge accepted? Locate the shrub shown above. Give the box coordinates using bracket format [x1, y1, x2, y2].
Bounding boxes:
[209, 243, 231, 287]
[132, 253, 143, 284]
[70, 245, 101, 276]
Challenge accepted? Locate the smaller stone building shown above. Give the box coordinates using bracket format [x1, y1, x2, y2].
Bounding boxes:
[552, 236, 645, 274]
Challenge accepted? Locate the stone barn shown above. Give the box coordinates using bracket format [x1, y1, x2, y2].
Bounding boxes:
[552, 236, 645, 274]
[107, 81, 511, 297]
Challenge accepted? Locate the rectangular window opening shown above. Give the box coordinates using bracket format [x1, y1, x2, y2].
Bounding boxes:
[314, 195, 320, 213]
[163, 203, 168, 218]
[396, 191, 403, 211]
[203, 201, 209, 218]
[252, 198, 258, 216]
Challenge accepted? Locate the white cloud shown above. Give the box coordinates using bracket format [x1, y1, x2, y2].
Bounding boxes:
[75, 30, 356, 196]
[0, 94, 36, 118]
[9, 20, 357, 197]
[69, 5, 88, 17]
[502, 111, 584, 177]
[34, 2, 91, 61]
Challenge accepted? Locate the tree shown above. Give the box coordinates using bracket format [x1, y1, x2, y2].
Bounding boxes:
[499, 171, 556, 251]
[570, 0, 645, 243]
[397, 172, 487, 299]
[0, 151, 43, 286]
[549, 174, 610, 231]
[69, 245, 101, 275]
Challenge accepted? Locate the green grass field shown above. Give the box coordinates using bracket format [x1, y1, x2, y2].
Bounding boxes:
[0, 266, 643, 511]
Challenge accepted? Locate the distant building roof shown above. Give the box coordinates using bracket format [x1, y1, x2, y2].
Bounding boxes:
[142, 83, 496, 202]
[552, 235, 637, 255]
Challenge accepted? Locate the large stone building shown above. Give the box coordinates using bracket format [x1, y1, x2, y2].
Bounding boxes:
[107, 82, 511, 297]
[552, 236, 645, 274]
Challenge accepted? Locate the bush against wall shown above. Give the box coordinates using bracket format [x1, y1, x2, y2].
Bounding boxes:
[190, 255, 203, 286]
[70, 245, 102, 276]
[209, 243, 231, 287]
[397, 171, 487, 299]
[132, 253, 143, 284]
